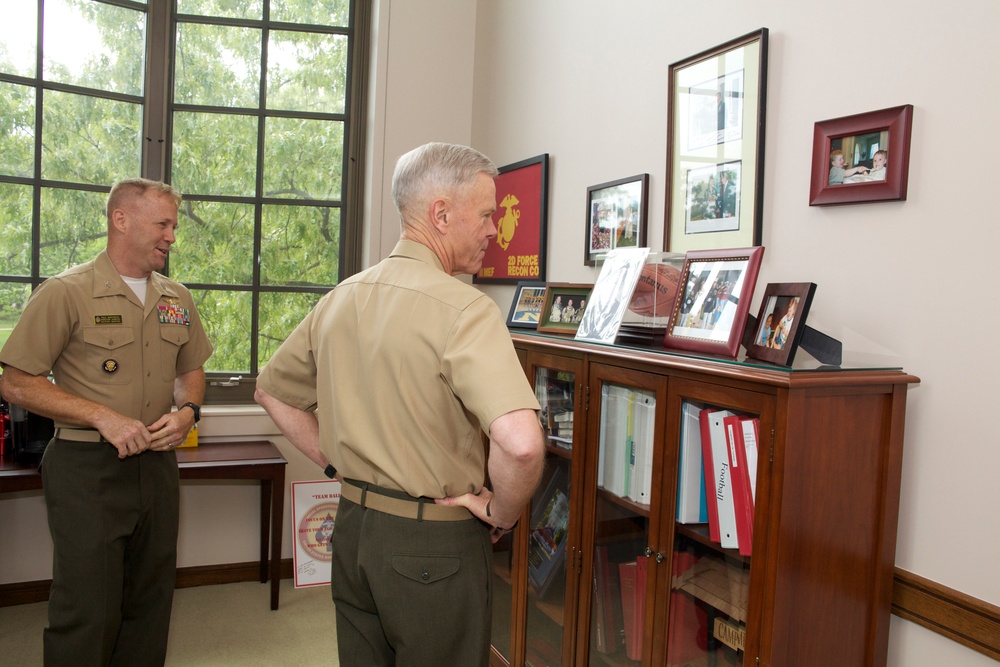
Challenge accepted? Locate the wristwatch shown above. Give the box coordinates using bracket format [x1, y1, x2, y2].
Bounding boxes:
[180, 402, 201, 423]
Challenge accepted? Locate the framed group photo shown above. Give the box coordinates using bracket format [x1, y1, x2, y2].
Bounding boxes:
[585, 174, 649, 266]
[664, 28, 768, 254]
[537, 283, 593, 335]
[663, 246, 764, 357]
[474, 154, 549, 285]
[746, 282, 817, 366]
[506, 280, 548, 329]
[809, 104, 913, 206]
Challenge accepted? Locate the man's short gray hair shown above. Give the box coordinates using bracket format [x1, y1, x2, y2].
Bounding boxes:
[106, 178, 182, 220]
[391, 142, 498, 221]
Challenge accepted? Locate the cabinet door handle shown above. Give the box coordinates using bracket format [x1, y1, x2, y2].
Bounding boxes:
[655, 552, 665, 564]
[644, 546, 653, 557]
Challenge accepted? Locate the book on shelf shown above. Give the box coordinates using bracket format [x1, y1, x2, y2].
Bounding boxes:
[627, 389, 655, 504]
[697, 408, 721, 543]
[741, 416, 759, 502]
[553, 410, 574, 422]
[676, 401, 708, 524]
[592, 544, 625, 655]
[666, 549, 709, 665]
[599, 384, 631, 497]
[713, 616, 747, 653]
[527, 466, 571, 598]
[619, 555, 648, 661]
[724, 414, 756, 556]
[706, 409, 739, 549]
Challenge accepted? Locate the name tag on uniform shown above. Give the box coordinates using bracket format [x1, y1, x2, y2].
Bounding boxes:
[94, 315, 123, 325]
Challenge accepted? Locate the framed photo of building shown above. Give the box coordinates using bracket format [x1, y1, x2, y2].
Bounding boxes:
[664, 29, 768, 254]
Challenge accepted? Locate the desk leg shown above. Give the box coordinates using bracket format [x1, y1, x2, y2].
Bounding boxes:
[270, 465, 285, 611]
[260, 479, 271, 584]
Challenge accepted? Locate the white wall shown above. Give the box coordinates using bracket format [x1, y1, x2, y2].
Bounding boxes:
[468, 1, 999, 666]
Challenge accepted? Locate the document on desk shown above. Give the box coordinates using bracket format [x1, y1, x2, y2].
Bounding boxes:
[291, 479, 341, 588]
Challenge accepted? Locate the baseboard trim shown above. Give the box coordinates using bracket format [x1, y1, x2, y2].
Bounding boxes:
[0, 559, 296, 608]
[892, 566, 1000, 661]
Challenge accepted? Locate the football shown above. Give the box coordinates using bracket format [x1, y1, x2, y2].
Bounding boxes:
[628, 263, 682, 318]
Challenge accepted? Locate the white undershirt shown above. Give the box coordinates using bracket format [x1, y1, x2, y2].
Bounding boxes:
[121, 275, 148, 306]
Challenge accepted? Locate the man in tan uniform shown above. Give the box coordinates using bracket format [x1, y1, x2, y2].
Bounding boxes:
[255, 142, 545, 666]
[0, 178, 213, 666]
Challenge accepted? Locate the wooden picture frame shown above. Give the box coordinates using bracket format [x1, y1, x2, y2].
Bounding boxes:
[474, 154, 549, 284]
[664, 28, 768, 253]
[809, 104, 913, 206]
[746, 282, 817, 366]
[663, 246, 764, 357]
[585, 174, 649, 266]
[506, 280, 547, 329]
[537, 283, 593, 335]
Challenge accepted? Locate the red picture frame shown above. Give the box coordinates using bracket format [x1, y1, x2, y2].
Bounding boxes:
[663, 246, 764, 357]
[809, 104, 913, 206]
[474, 154, 549, 284]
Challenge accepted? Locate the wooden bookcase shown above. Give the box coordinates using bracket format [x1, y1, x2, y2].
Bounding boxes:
[490, 331, 918, 667]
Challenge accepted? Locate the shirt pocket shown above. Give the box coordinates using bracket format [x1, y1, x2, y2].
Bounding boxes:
[160, 325, 190, 381]
[82, 326, 136, 386]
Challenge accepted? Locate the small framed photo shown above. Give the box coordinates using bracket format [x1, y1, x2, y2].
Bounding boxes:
[537, 283, 594, 335]
[746, 282, 817, 366]
[809, 104, 913, 206]
[663, 246, 764, 357]
[585, 174, 649, 266]
[475, 154, 549, 284]
[506, 280, 548, 329]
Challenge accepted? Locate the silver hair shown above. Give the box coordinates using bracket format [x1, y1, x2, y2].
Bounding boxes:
[391, 142, 498, 221]
[106, 178, 182, 219]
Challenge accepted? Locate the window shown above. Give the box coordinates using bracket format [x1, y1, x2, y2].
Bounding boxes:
[0, 0, 370, 402]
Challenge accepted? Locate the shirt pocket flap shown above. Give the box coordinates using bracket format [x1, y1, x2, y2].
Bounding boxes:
[83, 326, 135, 350]
[160, 326, 190, 347]
[391, 554, 461, 585]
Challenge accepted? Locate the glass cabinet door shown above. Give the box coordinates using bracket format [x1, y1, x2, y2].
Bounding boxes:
[493, 352, 583, 667]
[661, 380, 772, 667]
[585, 365, 668, 667]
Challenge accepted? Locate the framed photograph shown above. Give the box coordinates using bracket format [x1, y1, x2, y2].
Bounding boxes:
[537, 283, 594, 335]
[475, 154, 549, 284]
[585, 174, 649, 266]
[746, 282, 817, 366]
[809, 105, 913, 206]
[575, 247, 650, 344]
[664, 28, 768, 254]
[506, 280, 548, 329]
[663, 246, 765, 357]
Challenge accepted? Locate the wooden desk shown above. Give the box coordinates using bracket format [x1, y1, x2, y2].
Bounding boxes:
[0, 440, 288, 610]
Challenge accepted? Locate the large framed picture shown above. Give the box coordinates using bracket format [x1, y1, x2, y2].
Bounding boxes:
[506, 280, 547, 329]
[746, 282, 817, 366]
[585, 174, 649, 266]
[475, 154, 549, 284]
[663, 246, 764, 357]
[809, 105, 913, 206]
[664, 29, 768, 254]
[537, 283, 594, 335]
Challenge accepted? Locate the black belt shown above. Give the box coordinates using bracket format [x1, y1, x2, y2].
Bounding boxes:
[340, 479, 472, 522]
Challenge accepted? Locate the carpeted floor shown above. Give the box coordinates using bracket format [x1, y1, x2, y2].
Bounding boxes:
[0, 579, 339, 666]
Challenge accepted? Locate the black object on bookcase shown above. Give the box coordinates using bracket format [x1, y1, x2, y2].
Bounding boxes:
[9, 403, 54, 466]
[742, 314, 842, 366]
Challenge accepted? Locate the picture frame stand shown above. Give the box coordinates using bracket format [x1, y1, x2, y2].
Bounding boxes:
[742, 315, 842, 366]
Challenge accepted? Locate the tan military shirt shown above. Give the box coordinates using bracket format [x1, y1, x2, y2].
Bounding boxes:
[258, 239, 540, 499]
[0, 250, 213, 428]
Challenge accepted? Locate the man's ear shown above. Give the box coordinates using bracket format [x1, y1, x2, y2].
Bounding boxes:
[430, 198, 449, 233]
[110, 208, 128, 234]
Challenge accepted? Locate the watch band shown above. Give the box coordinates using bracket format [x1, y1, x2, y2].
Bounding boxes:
[180, 402, 201, 423]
